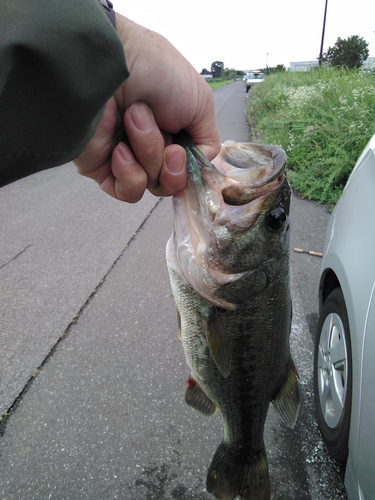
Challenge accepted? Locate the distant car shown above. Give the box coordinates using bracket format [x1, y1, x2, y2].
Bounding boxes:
[245, 71, 264, 92]
[314, 133, 375, 500]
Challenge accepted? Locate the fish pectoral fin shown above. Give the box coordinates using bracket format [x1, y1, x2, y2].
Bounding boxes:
[185, 377, 217, 416]
[272, 358, 300, 428]
[176, 308, 182, 341]
[201, 308, 231, 378]
[207, 443, 270, 500]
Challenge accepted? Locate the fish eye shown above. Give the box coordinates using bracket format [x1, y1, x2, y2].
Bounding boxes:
[265, 208, 286, 232]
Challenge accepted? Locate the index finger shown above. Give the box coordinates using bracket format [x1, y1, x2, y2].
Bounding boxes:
[185, 84, 221, 162]
[124, 101, 165, 188]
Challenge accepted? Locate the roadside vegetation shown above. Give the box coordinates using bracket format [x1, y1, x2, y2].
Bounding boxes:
[206, 78, 234, 91]
[247, 66, 375, 205]
[205, 67, 243, 91]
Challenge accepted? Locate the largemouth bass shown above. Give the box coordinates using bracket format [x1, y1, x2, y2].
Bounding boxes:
[166, 133, 300, 500]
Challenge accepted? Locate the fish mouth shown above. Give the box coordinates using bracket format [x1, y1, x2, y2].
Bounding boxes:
[219, 141, 287, 205]
[171, 139, 287, 310]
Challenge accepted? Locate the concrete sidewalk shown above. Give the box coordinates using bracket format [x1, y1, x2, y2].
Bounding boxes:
[0, 166, 158, 416]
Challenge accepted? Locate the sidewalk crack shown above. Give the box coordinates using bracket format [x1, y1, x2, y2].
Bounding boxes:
[0, 245, 32, 270]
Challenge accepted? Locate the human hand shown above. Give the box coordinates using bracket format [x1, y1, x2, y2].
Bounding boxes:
[73, 98, 188, 203]
[74, 14, 221, 203]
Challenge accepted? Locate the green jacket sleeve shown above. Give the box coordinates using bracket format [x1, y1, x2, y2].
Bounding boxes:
[0, 0, 129, 186]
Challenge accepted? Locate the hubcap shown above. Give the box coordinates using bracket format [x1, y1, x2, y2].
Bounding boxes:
[317, 312, 348, 428]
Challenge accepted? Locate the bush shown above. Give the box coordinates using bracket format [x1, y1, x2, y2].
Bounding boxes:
[247, 67, 375, 205]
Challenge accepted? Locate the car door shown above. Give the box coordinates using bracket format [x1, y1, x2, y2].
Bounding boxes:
[356, 282, 375, 499]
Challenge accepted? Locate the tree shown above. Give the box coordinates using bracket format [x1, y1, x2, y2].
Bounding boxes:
[323, 35, 369, 69]
[222, 67, 237, 81]
[211, 61, 224, 78]
[261, 64, 286, 74]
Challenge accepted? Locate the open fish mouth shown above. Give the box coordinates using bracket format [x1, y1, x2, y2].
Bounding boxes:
[219, 140, 287, 205]
[170, 134, 289, 311]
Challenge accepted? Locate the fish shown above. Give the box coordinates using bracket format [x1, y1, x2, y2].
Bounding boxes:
[165, 132, 300, 500]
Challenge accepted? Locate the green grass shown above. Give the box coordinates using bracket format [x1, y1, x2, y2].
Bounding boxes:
[206, 78, 234, 91]
[247, 67, 375, 205]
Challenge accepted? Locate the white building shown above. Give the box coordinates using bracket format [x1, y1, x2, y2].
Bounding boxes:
[289, 61, 319, 71]
[363, 57, 375, 70]
[289, 57, 375, 72]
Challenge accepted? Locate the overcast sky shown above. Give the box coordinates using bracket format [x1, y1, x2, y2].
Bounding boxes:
[115, 0, 375, 72]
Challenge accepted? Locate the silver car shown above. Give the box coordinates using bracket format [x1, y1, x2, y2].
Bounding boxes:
[245, 71, 264, 92]
[314, 133, 375, 500]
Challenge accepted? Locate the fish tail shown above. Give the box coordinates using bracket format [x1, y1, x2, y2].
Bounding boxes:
[272, 357, 300, 428]
[206, 443, 270, 500]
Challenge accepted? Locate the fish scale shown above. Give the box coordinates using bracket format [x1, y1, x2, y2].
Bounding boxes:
[166, 134, 300, 500]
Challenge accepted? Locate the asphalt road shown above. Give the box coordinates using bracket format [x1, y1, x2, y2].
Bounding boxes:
[0, 81, 347, 499]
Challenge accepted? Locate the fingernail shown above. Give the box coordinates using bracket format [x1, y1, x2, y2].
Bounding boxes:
[130, 102, 155, 132]
[118, 142, 135, 162]
[166, 147, 185, 175]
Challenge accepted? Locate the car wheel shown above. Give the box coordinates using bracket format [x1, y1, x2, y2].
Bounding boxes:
[314, 287, 352, 463]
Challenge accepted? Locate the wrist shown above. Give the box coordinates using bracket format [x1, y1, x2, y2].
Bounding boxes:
[115, 13, 142, 61]
[114, 14, 143, 107]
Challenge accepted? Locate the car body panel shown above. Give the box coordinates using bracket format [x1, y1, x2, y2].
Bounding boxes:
[319, 134, 375, 500]
[356, 286, 375, 500]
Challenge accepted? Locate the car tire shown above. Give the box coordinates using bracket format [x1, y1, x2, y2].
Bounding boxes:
[314, 287, 352, 463]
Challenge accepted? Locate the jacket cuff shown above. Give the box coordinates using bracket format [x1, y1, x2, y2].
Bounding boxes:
[98, 0, 116, 28]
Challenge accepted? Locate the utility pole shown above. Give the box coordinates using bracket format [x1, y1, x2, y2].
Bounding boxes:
[318, 0, 328, 66]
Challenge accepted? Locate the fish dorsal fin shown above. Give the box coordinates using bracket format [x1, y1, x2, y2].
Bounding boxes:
[272, 358, 300, 428]
[201, 307, 231, 378]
